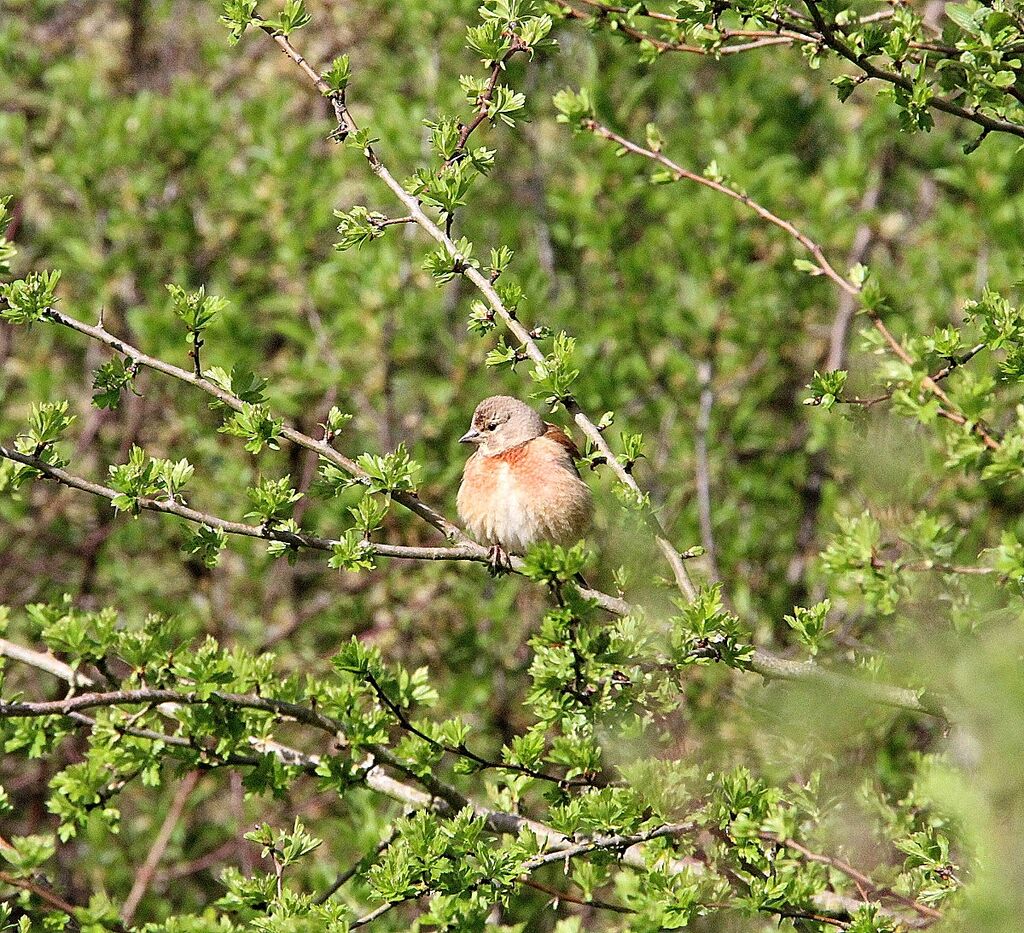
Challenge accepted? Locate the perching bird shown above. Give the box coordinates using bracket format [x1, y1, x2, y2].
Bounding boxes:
[457, 395, 593, 572]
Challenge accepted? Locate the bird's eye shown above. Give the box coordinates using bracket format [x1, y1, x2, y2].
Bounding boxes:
[487, 422, 498, 431]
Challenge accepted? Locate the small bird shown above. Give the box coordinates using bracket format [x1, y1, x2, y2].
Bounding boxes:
[457, 395, 593, 572]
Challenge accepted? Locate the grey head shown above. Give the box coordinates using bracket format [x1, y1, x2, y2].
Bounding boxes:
[459, 395, 546, 456]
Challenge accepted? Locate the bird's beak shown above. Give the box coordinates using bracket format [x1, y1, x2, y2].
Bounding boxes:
[459, 427, 482, 444]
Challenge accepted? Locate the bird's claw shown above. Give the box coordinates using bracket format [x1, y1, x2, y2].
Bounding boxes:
[487, 544, 513, 576]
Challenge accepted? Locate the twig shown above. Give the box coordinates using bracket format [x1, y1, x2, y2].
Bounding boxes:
[765, 833, 943, 922]
[580, 119, 1000, 453]
[350, 900, 398, 928]
[824, 176, 885, 372]
[867, 317, 999, 450]
[0, 871, 81, 924]
[442, 46, 525, 170]
[581, 118, 856, 297]
[120, 771, 200, 923]
[694, 359, 720, 583]
[568, 0, 1024, 141]
[254, 28, 700, 604]
[802, 0, 1024, 141]
[316, 827, 400, 905]
[39, 308, 464, 542]
[363, 668, 611, 788]
[522, 877, 635, 913]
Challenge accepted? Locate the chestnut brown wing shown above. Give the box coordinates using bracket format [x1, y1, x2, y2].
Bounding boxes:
[543, 423, 582, 472]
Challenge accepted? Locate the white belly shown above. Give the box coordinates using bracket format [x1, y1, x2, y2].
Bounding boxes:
[476, 462, 538, 552]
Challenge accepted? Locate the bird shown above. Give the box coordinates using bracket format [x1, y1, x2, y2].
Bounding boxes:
[456, 395, 593, 573]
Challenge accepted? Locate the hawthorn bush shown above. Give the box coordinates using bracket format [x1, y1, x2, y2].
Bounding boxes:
[2, 0, 1024, 929]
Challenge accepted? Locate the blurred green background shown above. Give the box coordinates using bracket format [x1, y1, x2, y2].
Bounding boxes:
[2, 0, 1024, 928]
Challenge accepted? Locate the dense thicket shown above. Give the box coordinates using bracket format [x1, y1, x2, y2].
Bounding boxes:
[2, 0, 1024, 930]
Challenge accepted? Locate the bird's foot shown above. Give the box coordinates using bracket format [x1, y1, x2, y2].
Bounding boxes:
[487, 544, 513, 576]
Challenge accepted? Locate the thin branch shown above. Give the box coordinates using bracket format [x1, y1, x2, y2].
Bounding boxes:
[827, 343, 987, 408]
[694, 359, 720, 583]
[825, 176, 885, 372]
[0, 871, 81, 923]
[363, 669, 608, 788]
[121, 770, 201, 924]
[442, 45, 525, 170]
[802, 0, 1024, 141]
[0, 444, 627, 617]
[564, 1, 807, 55]
[568, 0, 1024, 141]
[522, 877, 635, 914]
[254, 27, 699, 604]
[867, 317, 999, 450]
[39, 308, 464, 542]
[581, 118, 856, 297]
[315, 827, 400, 905]
[350, 900, 397, 928]
[765, 833, 943, 922]
[580, 119, 1000, 454]
[0, 449, 942, 717]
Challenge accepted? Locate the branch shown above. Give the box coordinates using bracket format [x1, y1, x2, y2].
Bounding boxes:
[802, 0, 1024, 142]
[581, 118, 856, 296]
[579, 118, 1000, 453]
[253, 27, 699, 604]
[0, 640, 936, 926]
[827, 343, 987, 408]
[764, 832, 943, 923]
[564, 1, 810, 56]
[0, 871, 81, 926]
[40, 308, 464, 542]
[362, 668, 612, 788]
[694, 359, 720, 583]
[0, 441, 626, 617]
[120, 770, 200, 924]
[315, 826, 400, 905]
[568, 0, 1024, 142]
[442, 45, 525, 169]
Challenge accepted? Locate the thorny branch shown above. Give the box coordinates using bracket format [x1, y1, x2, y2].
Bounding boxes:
[257, 26, 701, 604]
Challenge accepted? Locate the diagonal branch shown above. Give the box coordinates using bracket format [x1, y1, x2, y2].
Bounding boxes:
[252, 27, 699, 603]
[120, 770, 201, 924]
[579, 118, 1000, 452]
[41, 308, 463, 542]
[0, 444, 629, 615]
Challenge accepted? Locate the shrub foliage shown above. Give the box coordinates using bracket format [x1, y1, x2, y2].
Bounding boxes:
[2, 0, 1024, 930]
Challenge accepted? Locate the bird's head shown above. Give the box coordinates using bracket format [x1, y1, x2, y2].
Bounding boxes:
[459, 395, 546, 456]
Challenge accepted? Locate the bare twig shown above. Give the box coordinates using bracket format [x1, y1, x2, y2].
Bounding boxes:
[694, 359, 720, 583]
[580, 119, 1000, 454]
[121, 771, 201, 923]
[765, 833, 944, 922]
